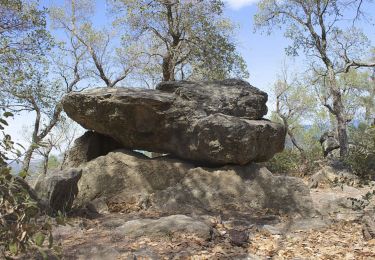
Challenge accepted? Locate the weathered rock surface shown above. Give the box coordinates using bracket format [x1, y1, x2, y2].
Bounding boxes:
[34, 168, 82, 213]
[310, 184, 375, 221]
[308, 160, 359, 188]
[320, 132, 340, 157]
[62, 79, 285, 165]
[74, 149, 315, 217]
[62, 131, 123, 168]
[155, 79, 268, 118]
[115, 215, 212, 240]
[227, 229, 249, 246]
[362, 215, 375, 241]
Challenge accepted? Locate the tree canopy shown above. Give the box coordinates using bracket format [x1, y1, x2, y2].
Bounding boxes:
[110, 0, 249, 81]
[254, 0, 375, 156]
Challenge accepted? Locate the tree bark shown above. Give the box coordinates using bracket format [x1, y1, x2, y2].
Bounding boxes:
[22, 146, 35, 175]
[22, 102, 62, 175]
[162, 53, 175, 81]
[287, 129, 307, 160]
[42, 144, 53, 175]
[327, 67, 349, 157]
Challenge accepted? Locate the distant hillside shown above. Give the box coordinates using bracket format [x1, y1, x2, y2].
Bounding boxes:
[9, 160, 41, 175]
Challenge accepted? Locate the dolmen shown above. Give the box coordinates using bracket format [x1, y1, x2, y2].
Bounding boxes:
[34, 79, 316, 217]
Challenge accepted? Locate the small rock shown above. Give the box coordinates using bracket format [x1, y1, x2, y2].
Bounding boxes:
[262, 225, 283, 235]
[86, 197, 109, 214]
[362, 215, 375, 241]
[115, 214, 212, 240]
[319, 132, 340, 157]
[228, 229, 249, 247]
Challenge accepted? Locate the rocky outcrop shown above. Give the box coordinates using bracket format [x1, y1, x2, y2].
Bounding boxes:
[74, 149, 315, 217]
[62, 79, 285, 165]
[34, 168, 82, 214]
[308, 160, 359, 188]
[320, 132, 340, 157]
[310, 184, 375, 221]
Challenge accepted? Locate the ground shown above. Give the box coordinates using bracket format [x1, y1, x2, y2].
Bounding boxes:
[52, 216, 375, 260]
[40, 179, 374, 260]
[14, 176, 375, 260]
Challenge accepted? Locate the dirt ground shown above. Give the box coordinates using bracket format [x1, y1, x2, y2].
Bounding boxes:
[11, 177, 374, 260]
[52, 216, 375, 260]
[39, 181, 375, 260]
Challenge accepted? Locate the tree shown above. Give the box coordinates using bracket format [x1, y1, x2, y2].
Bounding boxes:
[0, 0, 49, 75]
[338, 68, 374, 124]
[36, 117, 80, 175]
[110, 0, 248, 82]
[0, 0, 85, 174]
[0, 0, 50, 103]
[273, 62, 317, 161]
[2, 62, 63, 174]
[50, 0, 138, 87]
[0, 0, 52, 174]
[254, 0, 375, 157]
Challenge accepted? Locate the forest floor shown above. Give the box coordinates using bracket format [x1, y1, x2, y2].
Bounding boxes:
[52, 214, 375, 260]
[12, 176, 375, 260]
[39, 179, 375, 260]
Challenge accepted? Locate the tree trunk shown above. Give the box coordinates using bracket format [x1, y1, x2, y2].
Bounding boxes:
[287, 129, 307, 160]
[162, 53, 175, 81]
[22, 146, 35, 175]
[42, 144, 53, 175]
[327, 67, 349, 157]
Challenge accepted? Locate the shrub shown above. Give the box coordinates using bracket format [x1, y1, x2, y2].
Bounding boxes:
[265, 148, 303, 175]
[0, 168, 54, 256]
[345, 123, 375, 180]
[0, 111, 57, 258]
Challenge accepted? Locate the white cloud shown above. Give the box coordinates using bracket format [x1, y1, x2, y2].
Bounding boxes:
[225, 0, 259, 10]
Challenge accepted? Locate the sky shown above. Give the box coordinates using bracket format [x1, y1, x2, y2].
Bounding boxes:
[6, 0, 375, 151]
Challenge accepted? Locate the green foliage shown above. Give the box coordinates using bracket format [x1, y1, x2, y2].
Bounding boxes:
[0, 111, 58, 257]
[0, 0, 51, 89]
[0, 169, 54, 256]
[344, 124, 375, 180]
[266, 148, 303, 175]
[37, 155, 60, 173]
[47, 155, 60, 170]
[0, 111, 24, 167]
[266, 123, 324, 175]
[110, 0, 248, 81]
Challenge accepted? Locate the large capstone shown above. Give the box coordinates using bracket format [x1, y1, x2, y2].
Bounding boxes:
[62, 79, 285, 165]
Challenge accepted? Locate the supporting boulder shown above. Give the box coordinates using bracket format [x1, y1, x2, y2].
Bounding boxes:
[34, 168, 82, 214]
[62, 131, 123, 168]
[74, 149, 315, 217]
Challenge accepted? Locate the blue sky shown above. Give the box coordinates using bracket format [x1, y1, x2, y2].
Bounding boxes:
[6, 0, 375, 147]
